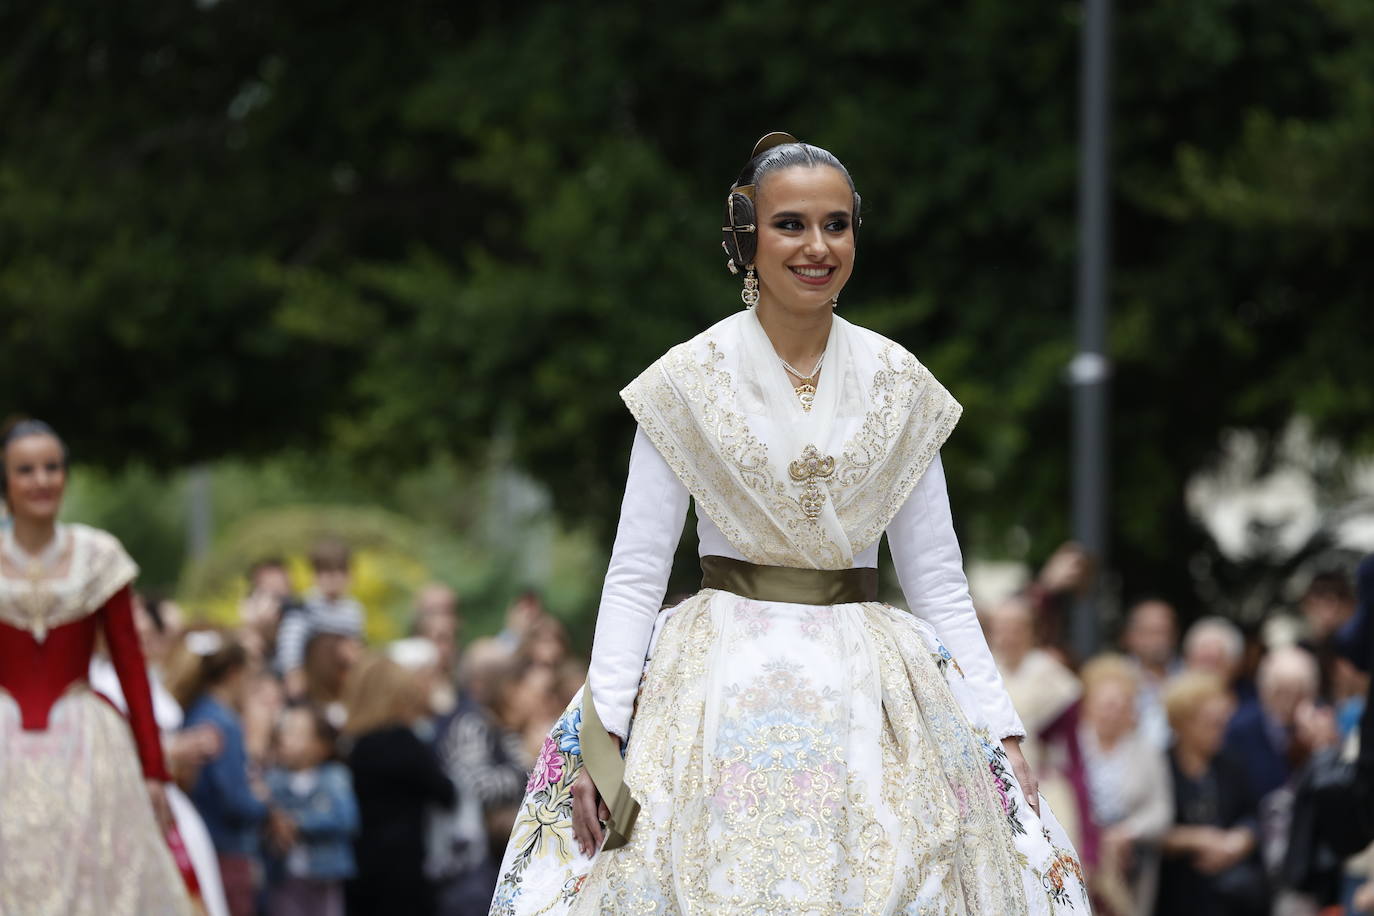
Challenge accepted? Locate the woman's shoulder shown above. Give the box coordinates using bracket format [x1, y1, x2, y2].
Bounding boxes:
[621, 312, 747, 406]
[65, 523, 124, 553]
[66, 524, 139, 601]
[838, 317, 929, 374]
[351, 723, 422, 751]
[647, 311, 748, 366]
[185, 694, 238, 729]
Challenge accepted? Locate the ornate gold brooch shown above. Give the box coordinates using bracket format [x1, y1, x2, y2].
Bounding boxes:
[788, 444, 836, 520]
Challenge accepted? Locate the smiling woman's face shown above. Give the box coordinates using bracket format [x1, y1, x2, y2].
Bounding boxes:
[2, 434, 66, 523]
[752, 165, 856, 318]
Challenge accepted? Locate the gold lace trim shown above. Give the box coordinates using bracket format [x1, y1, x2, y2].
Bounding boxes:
[0, 526, 138, 641]
[622, 334, 960, 569]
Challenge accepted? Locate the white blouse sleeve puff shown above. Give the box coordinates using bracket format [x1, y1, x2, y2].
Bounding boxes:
[586, 427, 1026, 742]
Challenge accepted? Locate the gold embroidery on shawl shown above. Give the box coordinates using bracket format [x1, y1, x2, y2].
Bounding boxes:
[623, 341, 846, 569]
[832, 344, 963, 551]
[0, 526, 138, 641]
[623, 329, 961, 569]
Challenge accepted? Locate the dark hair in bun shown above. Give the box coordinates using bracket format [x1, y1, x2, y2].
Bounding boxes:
[722, 134, 862, 272]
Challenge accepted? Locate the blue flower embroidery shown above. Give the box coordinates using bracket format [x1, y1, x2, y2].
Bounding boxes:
[555, 705, 582, 755]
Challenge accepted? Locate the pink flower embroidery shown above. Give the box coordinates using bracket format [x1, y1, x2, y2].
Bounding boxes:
[526, 737, 564, 793]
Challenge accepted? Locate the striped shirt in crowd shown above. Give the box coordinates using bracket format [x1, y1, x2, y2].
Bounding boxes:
[275, 592, 365, 673]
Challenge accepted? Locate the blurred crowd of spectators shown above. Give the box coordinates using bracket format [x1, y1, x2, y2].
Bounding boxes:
[985, 545, 1374, 916]
[96, 530, 1374, 916]
[103, 538, 585, 916]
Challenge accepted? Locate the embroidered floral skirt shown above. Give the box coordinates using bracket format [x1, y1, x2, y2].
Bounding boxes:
[491, 591, 1089, 915]
[0, 688, 194, 916]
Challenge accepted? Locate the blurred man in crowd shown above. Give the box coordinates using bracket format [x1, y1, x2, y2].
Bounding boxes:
[1225, 645, 1332, 802]
[1024, 541, 1096, 663]
[239, 557, 297, 671]
[497, 589, 545, 651]
[1182, 616, 1246, 685]
[1301, 569, 1358, 704]
[413, 584, 460, 672]
[413, 583, 461, 715]
[1121, 599, 1180, 749]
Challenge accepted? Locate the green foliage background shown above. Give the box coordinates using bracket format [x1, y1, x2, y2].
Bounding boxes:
[3, 0, 1371, 630]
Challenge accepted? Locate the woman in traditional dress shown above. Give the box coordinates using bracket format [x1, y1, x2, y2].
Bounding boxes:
[490, 134, 1090, 915]
[0, 419, 195, 915]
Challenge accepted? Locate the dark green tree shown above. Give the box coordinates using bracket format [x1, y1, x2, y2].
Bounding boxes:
[2, 0, 1369, 621]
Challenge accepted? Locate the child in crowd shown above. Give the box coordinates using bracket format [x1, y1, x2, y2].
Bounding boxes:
[170, 629, 271, 916]
[277, 539, 365, 700]
[265, 705, 358, 916]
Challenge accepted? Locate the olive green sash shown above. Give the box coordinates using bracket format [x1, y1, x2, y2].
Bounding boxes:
[700, 554, 879, 604]
[580, 688, 639, 851]
[580, 557, 879, 850]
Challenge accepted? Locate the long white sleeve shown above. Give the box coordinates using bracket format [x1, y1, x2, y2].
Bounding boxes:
[887, 454, 1026, 740]
[587, 427, 691, 739]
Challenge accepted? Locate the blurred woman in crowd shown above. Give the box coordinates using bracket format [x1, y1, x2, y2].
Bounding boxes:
[303, 630, 362, 729]
[170, 628, 271, 916]
[0, 419, 193, 915]
[342, 654, 455, 916]
[986, 593, 1081, 769]
[392, 627, 532, 916]
[488, 653, 558, 763]
[1074, 654, 1173, 915]
[1155, 673, 1265, 916]
[521, 614, 570, 668]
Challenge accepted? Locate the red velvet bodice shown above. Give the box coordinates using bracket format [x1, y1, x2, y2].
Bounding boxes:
[0, 586, 169, 780]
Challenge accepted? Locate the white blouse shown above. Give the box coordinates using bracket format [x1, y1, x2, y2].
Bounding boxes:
[589, 427, 1026, 743]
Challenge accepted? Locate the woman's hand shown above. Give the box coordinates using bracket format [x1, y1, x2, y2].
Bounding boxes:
[570, 767, 611, 857]
[1352, 879, 1374, 914]
[1193, 826, 1253, 874]
[266, 809, 300, 856]
[1001, 736, 1039, 817]
[145, 779, 174, 832]
[166, 722, 222, 771]
[1101, 825, 1135, 872]
[570, 730, 621, 857]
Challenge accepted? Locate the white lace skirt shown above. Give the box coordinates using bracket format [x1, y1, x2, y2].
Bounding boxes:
[0, 688, 194, 916]
[491, 591, 1090, 915]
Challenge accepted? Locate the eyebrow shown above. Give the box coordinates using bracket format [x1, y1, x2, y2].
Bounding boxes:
[769, 210, 852, 220]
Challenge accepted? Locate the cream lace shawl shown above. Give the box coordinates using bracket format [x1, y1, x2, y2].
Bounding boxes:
[621, 309, 961, 570]
[0, 524, 138, 641]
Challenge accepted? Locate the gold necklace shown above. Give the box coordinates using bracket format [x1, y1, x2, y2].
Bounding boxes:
[2, 527, 68, 641]
[779, 352, 825, 412]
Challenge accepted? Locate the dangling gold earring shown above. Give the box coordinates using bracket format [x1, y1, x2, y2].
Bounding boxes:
[741, 265, 760, 308]
[830, 294, 839, 309]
